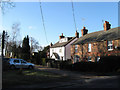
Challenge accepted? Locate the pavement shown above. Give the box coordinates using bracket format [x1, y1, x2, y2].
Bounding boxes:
[9, 65, 120, 88]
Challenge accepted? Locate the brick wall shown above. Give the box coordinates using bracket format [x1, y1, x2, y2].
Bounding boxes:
[71, 39, 120, 63]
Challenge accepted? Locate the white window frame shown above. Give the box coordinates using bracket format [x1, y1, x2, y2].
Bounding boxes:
[59, 49, 62, 53]
[107, 41, 113, 51]
[52, 49, 54, 52]
[75, 45, 78, 53]
[88, 43, 91, 52]
[88, 56, 92, 62]
[97, 56, 100, 62]
[74, 55, 80, 63]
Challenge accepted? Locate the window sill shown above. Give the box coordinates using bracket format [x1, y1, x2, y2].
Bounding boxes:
[88, 51, 91, 53]
[108, 49, 113, 51]
[88, 60, 92, 62]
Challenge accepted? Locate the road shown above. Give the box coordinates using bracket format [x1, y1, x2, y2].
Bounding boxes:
[12, 65, 120, 88]
[35, 65, 120, 88]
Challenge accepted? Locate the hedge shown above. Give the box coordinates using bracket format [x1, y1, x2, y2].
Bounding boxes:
[45, 56, 120, 73]
[72, 56, 120, 72]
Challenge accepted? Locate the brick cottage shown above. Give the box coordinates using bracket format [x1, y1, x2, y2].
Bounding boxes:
[71, 21, 120, 63]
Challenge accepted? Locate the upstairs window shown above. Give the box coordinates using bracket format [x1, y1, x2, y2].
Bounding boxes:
[107, 41, 113, 51]
[59, 49, 62, 53]
[88, 56, 92, 62]
[52, 49, 54, 52]
[88, 43, 91, 52]
[75, 45, 78, 53]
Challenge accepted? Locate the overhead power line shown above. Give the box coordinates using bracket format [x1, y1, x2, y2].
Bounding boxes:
[71, 0, 77, 31]
[39, 0, 48, 44]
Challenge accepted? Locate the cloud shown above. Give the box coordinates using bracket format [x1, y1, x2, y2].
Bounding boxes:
[28, 26, 33, 30]
[28, 26, 36, 30]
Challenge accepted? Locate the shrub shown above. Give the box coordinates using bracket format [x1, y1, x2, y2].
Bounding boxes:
[45, 56, 120, 73]
[42, 58, 46, 66]
[71, 56, 120, 73]
[45, 58, 55, 67]
[46, 59, 73, 70]
[99, 56, 120, 72]
[60, 60, 72, 70]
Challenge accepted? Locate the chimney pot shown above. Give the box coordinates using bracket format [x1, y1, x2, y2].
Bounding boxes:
[105, 21, 107, 23]
[59, 33, 65, 39]
[81, 27, 88, 36]
[75, 30, 79, 38]
[50, 42, 53, 47]
[104, 21, 111, 31]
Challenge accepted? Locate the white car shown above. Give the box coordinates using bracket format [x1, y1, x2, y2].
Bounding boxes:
[8, 58, 35, 69]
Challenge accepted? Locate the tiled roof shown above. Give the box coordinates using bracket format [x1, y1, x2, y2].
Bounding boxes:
[72, 27, 120, 45]
[51, 37, 76, 48]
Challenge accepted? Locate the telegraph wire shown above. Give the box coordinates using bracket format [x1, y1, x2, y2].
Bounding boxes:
[71, 0, 77, 31]
[39, 0, 48, 44]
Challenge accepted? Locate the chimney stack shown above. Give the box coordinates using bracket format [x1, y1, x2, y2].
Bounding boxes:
[81, 27, 88, 36]
[103, 21, 111, 31]
[59, 33, 65, 39]
[50, 42, 53, 47]
[75, 30, 79, 38]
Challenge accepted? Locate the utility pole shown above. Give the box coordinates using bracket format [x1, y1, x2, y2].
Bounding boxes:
[30, 37, 33, 59]
[2, 30, 5, 59]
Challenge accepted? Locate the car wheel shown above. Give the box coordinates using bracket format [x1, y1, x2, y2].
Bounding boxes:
[10, 65, 15, 70]
[29, 65, 33, 69]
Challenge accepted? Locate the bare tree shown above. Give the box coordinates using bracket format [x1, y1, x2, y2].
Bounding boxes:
[4, 31, 9, 57]
[30, 37, 40, 53]
[17, 40, 22, 47]
[39, 46, 43, 51]
[10, 22, 21, 45]
[6, 22, 21, 58]
[0, 0, 15, 14]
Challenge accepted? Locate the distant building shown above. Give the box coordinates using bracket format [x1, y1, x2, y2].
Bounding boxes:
[71, 21, 120, 63]
[50, 31, 79, 61]
[32, 52, 38, 56]
[46, 43, 53, 58]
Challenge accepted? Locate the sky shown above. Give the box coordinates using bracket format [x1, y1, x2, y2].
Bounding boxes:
[0, 1, 119, 47]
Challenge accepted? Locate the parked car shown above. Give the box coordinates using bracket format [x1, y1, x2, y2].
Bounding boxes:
[7, 58, 35, 69]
